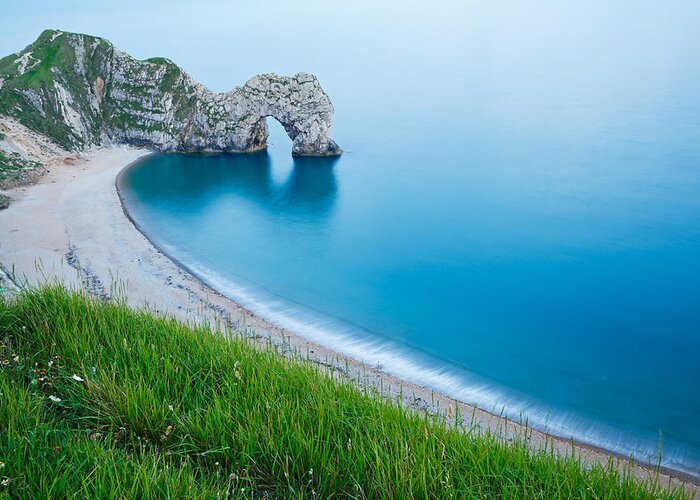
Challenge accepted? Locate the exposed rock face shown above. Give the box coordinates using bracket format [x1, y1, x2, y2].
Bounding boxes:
[0, 30, 341, 156]
[218, 74, 341, 156]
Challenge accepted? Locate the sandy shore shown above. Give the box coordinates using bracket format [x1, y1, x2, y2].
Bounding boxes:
[0, 147, 697, 495]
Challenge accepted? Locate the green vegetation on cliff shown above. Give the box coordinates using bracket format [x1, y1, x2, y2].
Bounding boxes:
[0, 29, 196, 151]
[0, 30, 105, 149]
[0, 286, 688, 498]
[0, 30, 342, 156]
[0, 149, 44, 189]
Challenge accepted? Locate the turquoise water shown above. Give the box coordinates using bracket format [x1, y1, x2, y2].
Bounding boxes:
[118, 1, 700, 476]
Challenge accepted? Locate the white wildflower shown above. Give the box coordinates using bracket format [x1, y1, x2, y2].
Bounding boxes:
[0, 461, 4, 468]
[48, 360, 54, 367]
[71, 374, 84, 382]
[49, 395, 61, 402]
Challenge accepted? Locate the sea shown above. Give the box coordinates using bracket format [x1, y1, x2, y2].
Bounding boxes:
[117, 0, 700, 476]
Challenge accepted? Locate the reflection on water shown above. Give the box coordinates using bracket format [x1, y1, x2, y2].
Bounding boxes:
[131, 151, 338, 220]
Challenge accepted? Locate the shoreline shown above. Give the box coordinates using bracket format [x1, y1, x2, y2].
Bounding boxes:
[1, 147, 698, 494]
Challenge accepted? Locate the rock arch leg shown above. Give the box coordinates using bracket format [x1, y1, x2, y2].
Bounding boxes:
[245, 118, 269, 152]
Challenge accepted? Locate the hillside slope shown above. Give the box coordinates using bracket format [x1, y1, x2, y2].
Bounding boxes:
[0, 286, 689, 498]
[0, 29, 341, 156]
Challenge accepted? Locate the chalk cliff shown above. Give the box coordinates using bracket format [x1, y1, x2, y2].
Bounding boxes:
[0, 29, 341, 157]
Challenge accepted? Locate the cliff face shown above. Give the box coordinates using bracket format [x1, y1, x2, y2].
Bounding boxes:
[0, 30, 341, 156]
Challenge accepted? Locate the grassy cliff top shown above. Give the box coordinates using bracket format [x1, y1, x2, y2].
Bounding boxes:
[0, 286, 689, 498]
[0, 30, 107, 88]
[0, 30, 192, 151]
[0, 30, 112, 150]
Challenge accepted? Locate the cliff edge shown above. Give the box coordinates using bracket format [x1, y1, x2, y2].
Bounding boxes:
[0, 29, 341, 158]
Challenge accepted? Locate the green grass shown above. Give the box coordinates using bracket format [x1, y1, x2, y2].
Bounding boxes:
[0, 285, 691, 498]
[0, 30, 111, 150]
[0, 30, 221, 153]
[0, 150, 43, 189]
[0, 30, 81, 151]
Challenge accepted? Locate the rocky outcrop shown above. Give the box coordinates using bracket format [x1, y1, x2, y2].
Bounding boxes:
[206, 74, 341, 156]
[0, 30, 341, 157]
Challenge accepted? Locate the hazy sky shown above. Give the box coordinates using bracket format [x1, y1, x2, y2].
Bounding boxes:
[2, 0, 468, 92]
[3, 0, 699, 94]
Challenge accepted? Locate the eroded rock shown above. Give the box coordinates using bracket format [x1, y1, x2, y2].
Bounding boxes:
[0, 30, 342, 157]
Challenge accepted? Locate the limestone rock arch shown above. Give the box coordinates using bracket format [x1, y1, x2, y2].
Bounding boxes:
[228, 73, 342, 156]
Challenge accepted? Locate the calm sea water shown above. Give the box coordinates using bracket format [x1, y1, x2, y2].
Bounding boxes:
[118, 1, 700, 476]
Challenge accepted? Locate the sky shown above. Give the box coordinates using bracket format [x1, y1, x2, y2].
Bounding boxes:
[1, 0, 471, 93]
[3, 0, 700, 95]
